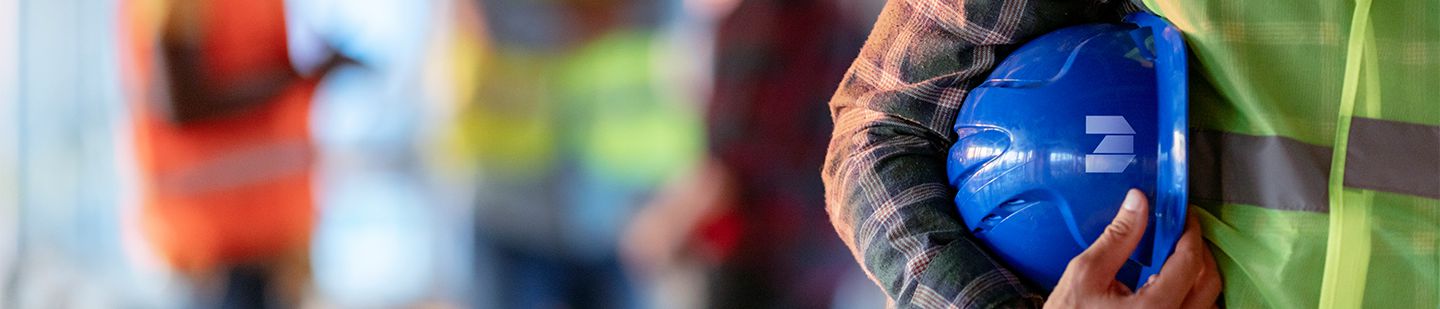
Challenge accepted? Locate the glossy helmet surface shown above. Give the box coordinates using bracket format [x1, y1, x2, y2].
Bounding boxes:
[945, 12, 1188, 290]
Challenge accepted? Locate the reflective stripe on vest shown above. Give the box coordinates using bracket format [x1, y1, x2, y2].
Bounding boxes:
[1191, 117, 1440, 212]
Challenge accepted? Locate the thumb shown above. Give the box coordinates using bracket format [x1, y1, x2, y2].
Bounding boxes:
[1074, 189, 1149, 279]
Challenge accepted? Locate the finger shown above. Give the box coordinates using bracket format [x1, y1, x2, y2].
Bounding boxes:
[1136, 215, 1206, 306]
[1179, 220, 1223, 309]
[1073, 189, 1150, 279]
[1179, 262, 1223, 309]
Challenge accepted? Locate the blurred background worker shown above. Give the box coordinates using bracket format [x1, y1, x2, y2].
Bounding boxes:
[623, 0, 883, 307]
[4, 0, 887, 307]
[120, 0, 347, 306]
[446, 0, 703, 307]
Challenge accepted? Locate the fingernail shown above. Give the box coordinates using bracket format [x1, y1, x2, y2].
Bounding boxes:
[1122, 189, 1140, 211]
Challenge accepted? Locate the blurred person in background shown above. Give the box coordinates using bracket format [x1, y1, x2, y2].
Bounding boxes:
[622, 0, 884, 307]
[446, 0, 702, 307]
[119, 0, 348, 306]
[9, 0, 466, 306]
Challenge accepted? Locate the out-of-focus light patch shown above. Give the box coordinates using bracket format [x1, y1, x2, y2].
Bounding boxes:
[1, 0, 20, 297]
[309, 67, 419, 150]
[286, 0, 432, 69]
[117, 180, 168, 281]
[311, 173, 434, 307]
[296, 0, 431, 152]
[292, 0, 451, 306]
[284, 0, 330, 76]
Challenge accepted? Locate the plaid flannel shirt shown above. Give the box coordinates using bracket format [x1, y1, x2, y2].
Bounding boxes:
[823, 0, 1143, 307]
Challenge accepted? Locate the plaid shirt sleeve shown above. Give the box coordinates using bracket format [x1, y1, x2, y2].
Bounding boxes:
[823, 0, 1142, 307]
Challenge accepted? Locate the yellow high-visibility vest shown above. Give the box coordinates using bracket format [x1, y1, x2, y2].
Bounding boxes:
[1143, 0, 1440, 307]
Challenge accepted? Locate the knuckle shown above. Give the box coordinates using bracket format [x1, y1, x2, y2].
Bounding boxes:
[1068, 254, 1092, 269]
[1067, 255, 1100, 275]
[1204, 269, 1224, 287]
[1173, 244, 1201, 260]
[1187, 247, 1208, 262]
[1185, 233, 1207, 249]
[1105, 220, 1136, 237]
[1174, 252, 1199, 268]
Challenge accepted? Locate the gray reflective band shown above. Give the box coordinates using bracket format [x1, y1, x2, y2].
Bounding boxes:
[1190, 117, 1440, 212]
[1191, 129, 1332, 212]
[1344, 117, 1440, 200]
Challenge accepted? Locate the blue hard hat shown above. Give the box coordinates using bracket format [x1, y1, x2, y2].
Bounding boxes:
[946, 12, 1188, 291]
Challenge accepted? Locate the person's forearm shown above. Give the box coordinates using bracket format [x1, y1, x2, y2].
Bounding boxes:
[823, 0, 1139, 307]
[824, 122, 1045, 307]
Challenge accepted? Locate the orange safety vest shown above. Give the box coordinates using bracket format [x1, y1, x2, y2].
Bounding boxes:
[121, 0, 315, 272]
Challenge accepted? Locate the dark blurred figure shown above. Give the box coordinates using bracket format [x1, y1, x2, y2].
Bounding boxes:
[625, 0, 875, 307]
[120, 0, 346, 306]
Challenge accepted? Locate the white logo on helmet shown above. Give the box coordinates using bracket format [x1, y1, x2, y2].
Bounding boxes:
[1085, 116, 1135, 173]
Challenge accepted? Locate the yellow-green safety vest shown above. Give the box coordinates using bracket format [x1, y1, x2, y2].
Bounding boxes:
[1142, 0, 1440, 307]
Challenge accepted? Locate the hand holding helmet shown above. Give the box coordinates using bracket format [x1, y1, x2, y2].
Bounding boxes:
[1044, 189, 1221, 308]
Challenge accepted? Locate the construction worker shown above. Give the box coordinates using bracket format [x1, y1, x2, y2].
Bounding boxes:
[120, 0, 346, 306]
[622, 0, 877, 307]
[448, 0, 701, 307]
[824, 0, 1438, 308]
